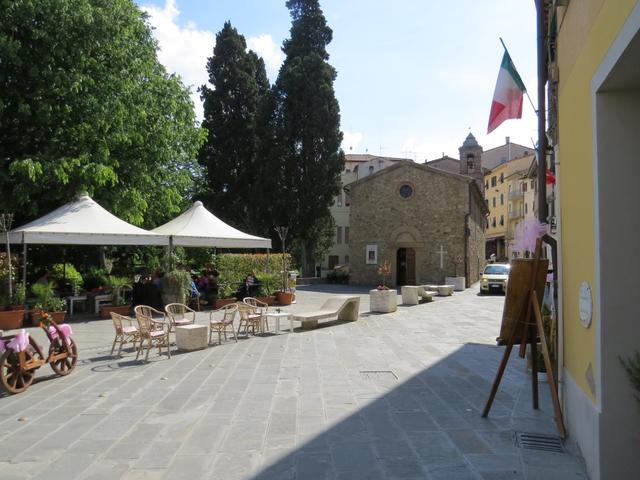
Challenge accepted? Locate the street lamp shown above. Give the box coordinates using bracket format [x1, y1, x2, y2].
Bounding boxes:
[0, 213, 14, 300]
[274, 226, 288, 292]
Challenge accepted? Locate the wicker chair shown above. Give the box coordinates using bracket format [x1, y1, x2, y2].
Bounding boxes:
[134, 305, 171, 362]
[243, 297, 269, 333]
[237, 302, 263, 336]
[164, 303, 196, 332]
[209, 304, 238, 345]
[110, 312, 139, 357]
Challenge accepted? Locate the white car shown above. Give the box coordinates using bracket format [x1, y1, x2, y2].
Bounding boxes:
[480, 263, 510, 294]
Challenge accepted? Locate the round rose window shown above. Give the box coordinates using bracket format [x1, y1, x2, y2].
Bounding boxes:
[399, 184, 413, 198]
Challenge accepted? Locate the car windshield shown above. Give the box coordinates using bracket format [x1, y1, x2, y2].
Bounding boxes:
[484, 265, 509, 275]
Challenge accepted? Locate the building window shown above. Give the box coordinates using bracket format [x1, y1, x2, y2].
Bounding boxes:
[492, 217, 496, 228]
[523, 182, 528, 192]
[344, 226, 350, 244]
[525, 203, 528, 214]
[328, 255, 339, 269]
[492, 197, 496, 207]
[491, 176, 497, 187]
[354, 165, 359, 174]
[466, 154, 475, 172]
[500, 173, 504, 183]
[336, 226, 342, 244]
[399, 184, 414, 199]
[368, 165, 374, 174]
[485, 180, 489, 190]
[508, 184, 512, 193]
[500, 193, 504, 205]
[531, 180, 534, 188]
[345, 193, 350, 207]
[344, 255, 349, 265]
[509, 203, 512, 212]
[500, 215, 504, 226]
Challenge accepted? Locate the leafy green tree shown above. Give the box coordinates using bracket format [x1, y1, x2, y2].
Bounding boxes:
[268, 0, 345, 275]
[0, 0, 204, 227]
[198, 21, 269, 232]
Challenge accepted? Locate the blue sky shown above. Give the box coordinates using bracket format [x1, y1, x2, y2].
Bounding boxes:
[139, 0, 538, 161]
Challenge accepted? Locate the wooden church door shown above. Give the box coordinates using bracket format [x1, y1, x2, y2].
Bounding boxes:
[396, 248, 416, 286]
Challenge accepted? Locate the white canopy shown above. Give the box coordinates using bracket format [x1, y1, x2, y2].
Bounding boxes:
[151, 201, 272, 249]
[8, 194, 167, 245]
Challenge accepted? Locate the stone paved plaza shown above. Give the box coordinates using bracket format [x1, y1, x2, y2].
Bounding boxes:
[0, 285, 588, 479]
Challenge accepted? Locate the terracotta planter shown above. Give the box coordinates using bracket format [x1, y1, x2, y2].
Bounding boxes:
[276, 292, 293, 306]
[100, 304, 132, 319]
[256, 296, 276, 306]
[214, 298, 236, 309]
[31, 310, 67, 325]
[0, 309, 25, 330]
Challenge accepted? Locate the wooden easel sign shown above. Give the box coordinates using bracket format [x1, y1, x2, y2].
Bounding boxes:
[482, 239, 566, 438]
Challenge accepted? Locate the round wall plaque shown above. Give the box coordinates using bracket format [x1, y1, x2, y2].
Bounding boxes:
[578, 281, 592, 328]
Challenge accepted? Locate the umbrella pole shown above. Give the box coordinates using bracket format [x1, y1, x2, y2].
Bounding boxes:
[22, 237, 27, 288]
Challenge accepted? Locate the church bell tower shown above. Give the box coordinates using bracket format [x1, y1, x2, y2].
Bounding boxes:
[458, 132, 484, 194]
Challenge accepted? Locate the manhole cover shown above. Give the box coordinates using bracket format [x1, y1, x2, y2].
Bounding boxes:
[359, 370, 398, 381]
[516, 432, 564, 452]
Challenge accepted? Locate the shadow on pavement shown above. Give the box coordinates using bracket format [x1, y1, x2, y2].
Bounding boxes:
[250, 342, 581, 480]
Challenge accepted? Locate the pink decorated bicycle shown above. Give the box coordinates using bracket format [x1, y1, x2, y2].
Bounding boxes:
[0, 314, 78, 394]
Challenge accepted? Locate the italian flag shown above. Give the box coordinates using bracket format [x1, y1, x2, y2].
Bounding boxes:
[487, 51, 526, 134]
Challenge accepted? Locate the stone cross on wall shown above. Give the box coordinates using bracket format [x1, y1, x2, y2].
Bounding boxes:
[435, 245, 447, 269]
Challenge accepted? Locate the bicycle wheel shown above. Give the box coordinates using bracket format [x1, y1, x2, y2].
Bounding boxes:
[49, 337, 78, 376]
[0, 349, 36, 394]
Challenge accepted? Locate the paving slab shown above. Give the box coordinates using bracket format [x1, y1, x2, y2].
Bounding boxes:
[0, 284, 587, 479]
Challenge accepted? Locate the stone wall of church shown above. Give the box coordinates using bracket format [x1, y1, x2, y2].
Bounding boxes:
[466, 186, 487, 285]
[349, 164, 475, 287]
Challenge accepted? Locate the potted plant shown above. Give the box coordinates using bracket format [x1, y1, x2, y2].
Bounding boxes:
[100, 276, 132, 318]
[12, 282, 26, 309]
[0, 292, 25, 330]
[162, 269, 192, 306]
[256, 272, 278, 306]
[445, 254, 466, 291]
[370, 260, 397, 313]
[214, 281, 236, 308]
[31, 281, 67, 324]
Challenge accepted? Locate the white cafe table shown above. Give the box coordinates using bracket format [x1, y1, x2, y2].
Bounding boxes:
[66, 295, 87, 316]
[265, 312, 294, 334]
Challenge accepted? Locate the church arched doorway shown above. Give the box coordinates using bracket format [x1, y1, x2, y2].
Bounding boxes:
[396, 248, 415, 286]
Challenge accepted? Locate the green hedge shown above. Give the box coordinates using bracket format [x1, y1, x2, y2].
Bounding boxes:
[216, 253, 292, 298]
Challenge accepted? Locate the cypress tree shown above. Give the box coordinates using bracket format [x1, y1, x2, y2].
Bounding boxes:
[271, 0, 344, 274]
[199, 22, 269, 231]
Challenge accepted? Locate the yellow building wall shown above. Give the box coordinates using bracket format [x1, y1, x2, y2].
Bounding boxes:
[558, 0, 637, 403]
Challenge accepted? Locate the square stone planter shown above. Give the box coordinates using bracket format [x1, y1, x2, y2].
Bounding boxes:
[369, 289, 397, 313]
[445, 276, 466, 291]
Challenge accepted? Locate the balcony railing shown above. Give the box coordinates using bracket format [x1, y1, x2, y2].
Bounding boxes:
[508, 189, 524, 200]
[509, 209, 523, 220]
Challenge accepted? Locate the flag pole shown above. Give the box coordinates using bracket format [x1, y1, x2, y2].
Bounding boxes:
[499, 37, 537, 114]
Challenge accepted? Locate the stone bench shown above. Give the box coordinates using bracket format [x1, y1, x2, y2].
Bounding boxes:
[437, 285, 454, 296]
[420, 284, 453, 297]
[401, 286, 434, 305]
[175, 324, 208, 351]
[293, 296, 360, 330]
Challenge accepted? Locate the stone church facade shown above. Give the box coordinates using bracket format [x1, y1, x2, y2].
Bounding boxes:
[346, 160, 488, 288]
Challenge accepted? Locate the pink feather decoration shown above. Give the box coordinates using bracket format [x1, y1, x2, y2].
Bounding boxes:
[512, 218, 549, 254]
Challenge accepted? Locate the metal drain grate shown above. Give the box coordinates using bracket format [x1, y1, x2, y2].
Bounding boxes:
[516, 432, 564, 452]
[359, 370, 398, 381]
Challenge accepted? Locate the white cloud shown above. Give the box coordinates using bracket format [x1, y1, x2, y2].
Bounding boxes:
[247, 34, 284, 81]
[342, 131, 363, 152]
[141, 0, 214, 120]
